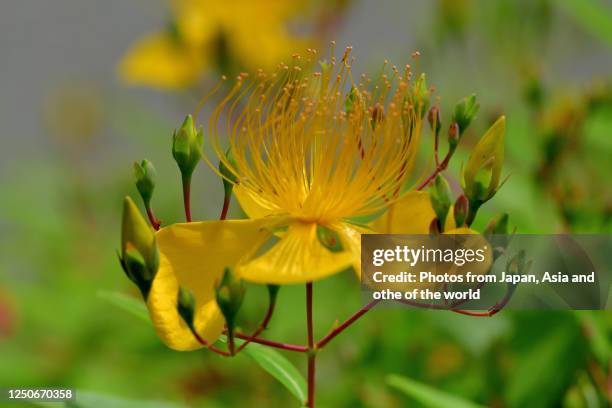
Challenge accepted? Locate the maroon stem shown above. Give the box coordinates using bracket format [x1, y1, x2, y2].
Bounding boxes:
[233, 332, 308, 352]
[190, 328, 231, 357]
[306, 282, 315, 408]
[145, 206, 161, 230]
[182, 174, 192, 222]
[220, 192, 231, 220]
[416, 154, 451, 191]
[316, 299, 379, 348]
[236, 296, 276, 353]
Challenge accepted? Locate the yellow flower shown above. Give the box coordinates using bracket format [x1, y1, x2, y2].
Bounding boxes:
[119, 0, 311, 89]
[150, 49, 426, 346]
[147, 49, 483, 350]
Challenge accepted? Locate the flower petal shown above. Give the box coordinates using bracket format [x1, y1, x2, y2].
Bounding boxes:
[147, 218, 273, 350]
[118, 33, 206, 90]
[372, 191, 435, 234]
[238, 221, 356, 284]
[233, 184, 279, 219]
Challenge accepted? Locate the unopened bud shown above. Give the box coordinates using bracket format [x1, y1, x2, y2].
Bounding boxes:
[172, 114, 203, 177]
[345, 86, 360, 114]
[453, 195, 469, 227]
[215, 268, 245, 332]
[452, 94, 479, 134]
[134, 159, 156, 206]
[429, 175, 451, 230]
[414, 73, 430, 118]
[462, 116, 505, 204]
[316, 225, 344, 253]
[370, 103, 385, 129]
[429, 218, 441, 235]
[119, 196, 159, 298]
[485, 213, 509, 236]
[177, 286, 196, 329]
[219, 148, 238, 197]
[427, 106, 441, 135]
[448, 122, 460, 149]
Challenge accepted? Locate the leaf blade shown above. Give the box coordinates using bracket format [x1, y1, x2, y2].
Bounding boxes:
[386, 374, 485, 408]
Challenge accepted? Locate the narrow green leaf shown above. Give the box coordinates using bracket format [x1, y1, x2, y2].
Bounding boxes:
[386, 374, 485, 408]
[242, 342, 307, 403]
[97, 290, 149, 323]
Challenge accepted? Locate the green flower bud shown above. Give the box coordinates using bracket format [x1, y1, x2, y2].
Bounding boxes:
[448, 122, 460, 150]
[134, 159, 156, 206]
[215, 268, 245, 332]
[427, 106, 441, 135]
[344, 86, 359, 114]
[485, 213, 509, 236]
[452, 94, 480, 135]
[316, 225, 344, 253]
[429, 175, 451, 230]
[505, 250, 531, 293]
[219, 148, 238, 196]
[177, 286, 196, 330]
[120, 196, 159, 298]
[462, 116, 505, 205]
[453, 195, 469, 228]
[172, 114, 203, 177]
[414, 73, 430, 119]
[429, 218, 441, 235]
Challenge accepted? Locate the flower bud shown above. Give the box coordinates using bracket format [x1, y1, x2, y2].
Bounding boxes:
[429, 218, 441, 235]
[172, 114, 203, 177]
[219, 148, 238, 197]
[505, 250, 531, 293]
[427, 106, 441, 135]
[429, 175, 451, 230]
[414, 73, 430, 118]
[119, 196, 159, 298]
[215, 268, 245, 332]
[485, 213, 509, 236]
[177, 286, 196, 330]
[462, 116, 505, 205]
[316, 225, 344, 253]
[453, 195, 469, 228]
[134, 159, 156, 206]
[344, 86, 360, 114]
[448, 122, 460, 149]
[451, 94, 479, 135]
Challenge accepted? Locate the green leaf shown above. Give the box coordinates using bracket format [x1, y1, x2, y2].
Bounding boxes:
[386, 374, 485, 408]
[242, 342, 307, 403]
[97, 290, 149, 323]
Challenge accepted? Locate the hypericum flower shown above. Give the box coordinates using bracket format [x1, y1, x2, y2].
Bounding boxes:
[118, 0, 312, 89]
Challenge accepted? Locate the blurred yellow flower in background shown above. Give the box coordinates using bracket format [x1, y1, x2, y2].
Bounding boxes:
[119, 0, 313, 89]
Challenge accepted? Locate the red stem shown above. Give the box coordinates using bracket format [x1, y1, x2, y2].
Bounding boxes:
[233, 332, 308, 352]
[182, 174, 192, 222]
[416, 154, 450, 191]
[316, 299, 379, 348]
[236, 297, 276, 353]
[306, 282, 315, 408]
[191, 328, 231, 357]
[220, 192, 231, 220]
[145, 206, 160, 230]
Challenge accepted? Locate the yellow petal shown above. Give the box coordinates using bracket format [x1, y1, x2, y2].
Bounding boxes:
[118, 33, 206, 90]
[238, 221, 356, 284]
[147, 218, 273, 350]
[372, 191, 434, 234]
[233, 184, 279, 219]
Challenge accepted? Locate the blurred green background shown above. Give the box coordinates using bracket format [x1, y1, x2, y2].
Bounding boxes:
[0, 0, 611, 407]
